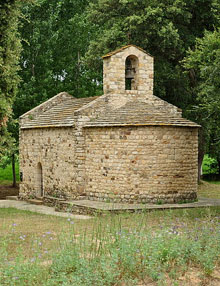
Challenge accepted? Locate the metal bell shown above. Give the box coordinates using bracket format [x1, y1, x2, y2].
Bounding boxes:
[126, 68, 135, 79]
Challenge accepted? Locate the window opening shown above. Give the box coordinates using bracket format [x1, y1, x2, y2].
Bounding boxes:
[125, 56, 138, 90]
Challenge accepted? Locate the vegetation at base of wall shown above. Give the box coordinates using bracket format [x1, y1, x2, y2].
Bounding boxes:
[1, 207, 220, 286]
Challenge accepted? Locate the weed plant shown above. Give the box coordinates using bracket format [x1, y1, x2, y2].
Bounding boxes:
[0, 210, 220, 285]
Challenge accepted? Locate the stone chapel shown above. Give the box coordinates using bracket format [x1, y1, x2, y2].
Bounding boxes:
[19, 45, 200, 204]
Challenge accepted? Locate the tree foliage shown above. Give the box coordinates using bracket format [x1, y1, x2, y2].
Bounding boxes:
[13, 0, 102, 119]
[183, 29, 220, 165]
[0, 0, 23, 157]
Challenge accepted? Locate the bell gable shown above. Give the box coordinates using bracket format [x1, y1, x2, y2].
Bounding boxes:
[103, 45, 154, 94]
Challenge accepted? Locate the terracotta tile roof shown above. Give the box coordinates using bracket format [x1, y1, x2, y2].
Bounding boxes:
[102, 44, 152, 58]
[84, 101, 200, 128]
[21, 96, 99, 129]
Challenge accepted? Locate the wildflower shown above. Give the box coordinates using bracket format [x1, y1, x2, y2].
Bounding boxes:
[12, 223, 17, 226]
[46, 231, 51, 234]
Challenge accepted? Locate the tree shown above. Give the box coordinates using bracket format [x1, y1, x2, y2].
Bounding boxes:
[183, 29, 220, 178]
[0, 0, 23, 186]
[0, 0, 22, 155]
[13, 0, 102, 120]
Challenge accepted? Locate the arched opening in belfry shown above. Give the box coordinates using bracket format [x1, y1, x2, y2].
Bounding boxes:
[36, 162, 44, 197]
[125, 55, 139, 90]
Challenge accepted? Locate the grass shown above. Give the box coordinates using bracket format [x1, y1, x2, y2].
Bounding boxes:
[1, 162, 220, 285]
[203, 180, 220, 185]
[198, 180, 220, 199]
[0, 162, 19, 185]
[1, 206, 220, 285]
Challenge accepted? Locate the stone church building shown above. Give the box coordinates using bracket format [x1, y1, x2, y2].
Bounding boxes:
[19, 45, 199, 204]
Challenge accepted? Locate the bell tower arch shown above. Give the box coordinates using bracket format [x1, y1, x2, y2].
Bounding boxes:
[125, 55, 139, 90]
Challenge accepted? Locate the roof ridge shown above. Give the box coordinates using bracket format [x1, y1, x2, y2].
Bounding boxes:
[73, 95, 103, 114]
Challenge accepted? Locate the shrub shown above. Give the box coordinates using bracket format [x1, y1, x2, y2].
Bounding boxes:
[202, 155, 218, 175]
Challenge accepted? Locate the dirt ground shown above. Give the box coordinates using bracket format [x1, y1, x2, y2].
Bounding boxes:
[136, 267, 220, 286]
[0, 185, 19, 199]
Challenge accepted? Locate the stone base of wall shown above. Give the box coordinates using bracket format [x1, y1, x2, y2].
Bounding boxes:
[19, 192, 86, 204]
[19, 191, 197, 205]
[19, 193, 32, 200]
[55, 195, 200, 217]
[43, 196, 66, 207]
[43, 195, 87, 207]
[85, 192, 197, 204]
[55, 201, 98, 215]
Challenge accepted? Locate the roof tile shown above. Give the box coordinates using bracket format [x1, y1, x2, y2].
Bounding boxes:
[84, 101, 200, 128]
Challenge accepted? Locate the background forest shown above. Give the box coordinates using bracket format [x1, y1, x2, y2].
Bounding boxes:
[1, 0, 220, 181]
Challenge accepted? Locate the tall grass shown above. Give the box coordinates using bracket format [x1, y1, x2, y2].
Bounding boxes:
[1, 210, 220, 285]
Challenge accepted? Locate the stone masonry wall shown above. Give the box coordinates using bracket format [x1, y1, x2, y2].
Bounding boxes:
[84, 126, 198, 203]
[19, 127, 77, 199]
[72, 91, 182, 198]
